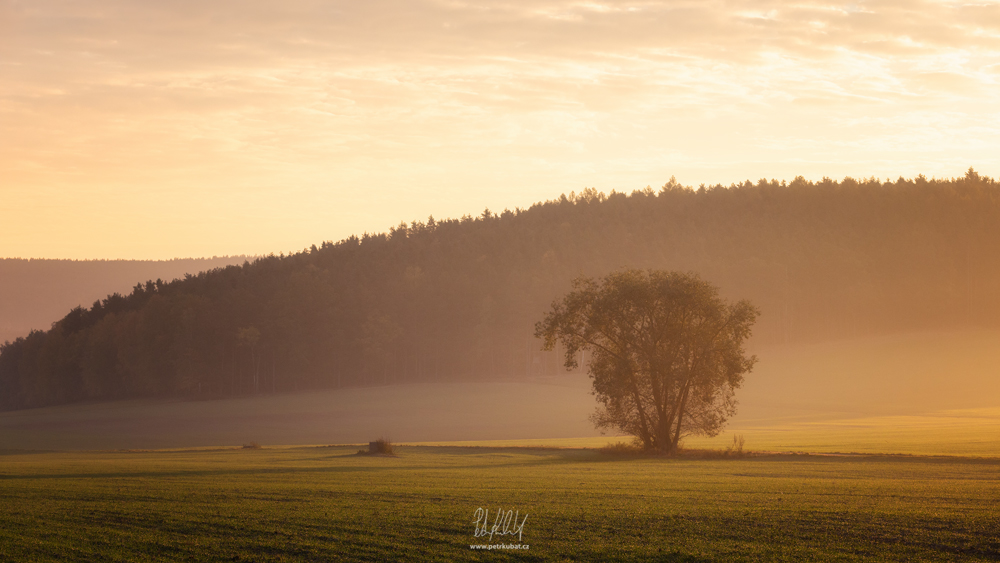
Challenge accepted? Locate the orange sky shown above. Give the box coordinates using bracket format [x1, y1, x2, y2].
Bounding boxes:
[2, 0, 999, 259]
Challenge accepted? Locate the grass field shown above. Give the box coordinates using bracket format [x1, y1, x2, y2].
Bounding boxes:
[3, 330, 1000, 560]
[411, 406, 1000, 457]
[1, 445, 999, 562]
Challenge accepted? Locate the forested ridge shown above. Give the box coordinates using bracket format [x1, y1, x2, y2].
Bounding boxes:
[2, 170, 999, 411]
[0, 256, 249, 345]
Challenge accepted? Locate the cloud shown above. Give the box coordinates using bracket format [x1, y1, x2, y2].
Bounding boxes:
[6, 1, 998, 107]
[2, 0, 1000, 258]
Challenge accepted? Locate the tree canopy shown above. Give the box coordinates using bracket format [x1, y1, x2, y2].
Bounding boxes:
[536, 270, 758, 453]
[2, 170, 999, 411]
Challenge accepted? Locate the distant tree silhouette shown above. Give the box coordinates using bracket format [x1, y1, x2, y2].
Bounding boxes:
[237, 326, 261, 394]
[536, 270, 758, 453]
[360, 313, 400, 385]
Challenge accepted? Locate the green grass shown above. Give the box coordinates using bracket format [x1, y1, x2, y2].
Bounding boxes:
[684, 407, 1000, 457]
[3, 331, 1000, 559]
[2, 446, 999, 561]
[410, 406, 1000, 457]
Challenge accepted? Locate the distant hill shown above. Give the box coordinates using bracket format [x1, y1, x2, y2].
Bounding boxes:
[2, 170, 999, 411]
[0, 257, 249, 344]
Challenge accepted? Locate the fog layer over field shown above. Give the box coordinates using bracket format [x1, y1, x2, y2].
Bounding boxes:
[3, 330, 998, 452]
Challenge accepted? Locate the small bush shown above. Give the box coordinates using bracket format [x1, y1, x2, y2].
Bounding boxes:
[725, 434, 746, 456]
[599, 440, 644, 456]
[359, 438, 395, 456]
[242, 442, 262, 450]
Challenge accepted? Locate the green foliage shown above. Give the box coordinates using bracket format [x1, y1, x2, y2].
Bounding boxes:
[0, 447, 998, 561]
[536, 270, 758, 453]
[3, 172, 1000, 410]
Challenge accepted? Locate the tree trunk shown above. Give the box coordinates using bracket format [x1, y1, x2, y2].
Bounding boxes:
[669, 383, 692, 454]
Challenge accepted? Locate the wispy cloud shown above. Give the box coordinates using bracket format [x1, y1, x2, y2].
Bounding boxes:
[2, 0, 999, 258]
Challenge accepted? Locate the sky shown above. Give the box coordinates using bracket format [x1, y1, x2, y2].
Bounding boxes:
[2, 0, 999, 259]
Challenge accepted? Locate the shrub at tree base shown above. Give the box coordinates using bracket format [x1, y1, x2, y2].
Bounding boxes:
[599, 440, 645, 457]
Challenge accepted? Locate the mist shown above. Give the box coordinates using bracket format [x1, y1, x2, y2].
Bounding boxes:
[3, 329, 998, 451]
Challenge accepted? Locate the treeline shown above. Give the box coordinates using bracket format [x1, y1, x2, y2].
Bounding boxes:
[0, 256, 249, 345]
[2, 170, 999, 410]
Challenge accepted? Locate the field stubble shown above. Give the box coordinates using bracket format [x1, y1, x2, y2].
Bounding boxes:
[0, 446, 998, 562]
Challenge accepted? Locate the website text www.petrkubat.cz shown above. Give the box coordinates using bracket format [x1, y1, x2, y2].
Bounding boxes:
[470, 544, 529, 550]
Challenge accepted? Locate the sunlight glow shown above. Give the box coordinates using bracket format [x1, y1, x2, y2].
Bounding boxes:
[2, 0, 998, 258]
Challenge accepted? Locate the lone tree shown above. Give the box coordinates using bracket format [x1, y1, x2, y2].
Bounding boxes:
[535, 270, 759, 454]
